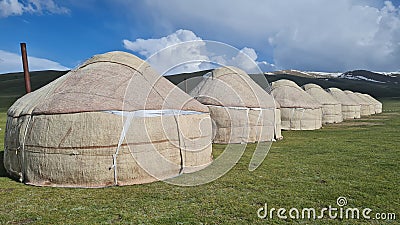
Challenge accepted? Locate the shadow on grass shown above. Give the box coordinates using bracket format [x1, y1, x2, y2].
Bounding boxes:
[0, 151, 6, 177]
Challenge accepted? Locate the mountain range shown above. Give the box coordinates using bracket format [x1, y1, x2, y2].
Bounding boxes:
[0, 69, 399, 109]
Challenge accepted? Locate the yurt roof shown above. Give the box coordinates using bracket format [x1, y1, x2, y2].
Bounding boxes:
[343, 90, 370, 106]
[302, 83, 340, 105]
[362, 94, 382, 105]
[8, 51, 208, 117]
[326, 88, 359, 106]
[355, 93, 376, 105]
[271, 79, 322, 109]
[189, 66, 275, 109]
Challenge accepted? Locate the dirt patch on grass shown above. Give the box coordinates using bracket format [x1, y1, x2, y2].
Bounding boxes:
[381, 112, 400, 115]
[0, 188, 15, 193]
[340, 122, 385, 126]
[357, 118, 388, 121]
[8, 218, 37, 225]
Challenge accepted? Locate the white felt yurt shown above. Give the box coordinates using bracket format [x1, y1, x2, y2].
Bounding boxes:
[302, 83, 343, 124]
[355, 93, 376, 115]
[362, 94, 382, 114]
[3, 51, 213, 188]
[343, 90, 372, 116]
[326, 88, 361, 119]
[189, 66, 277, 144]
[271, 80, 322, 130]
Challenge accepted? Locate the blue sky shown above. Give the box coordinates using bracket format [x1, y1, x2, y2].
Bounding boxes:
[1, 0, 400, 74]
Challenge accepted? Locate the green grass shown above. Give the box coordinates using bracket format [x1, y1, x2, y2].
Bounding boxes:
[0, 100, 399, 224]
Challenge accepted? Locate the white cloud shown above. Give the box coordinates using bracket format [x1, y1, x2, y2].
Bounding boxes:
[0, 0, 24, 17]
[266, 0, 400, 72]
[0, 50, 69, 74]
[127, 0, 400, 72]
[123, 29, 203, 58]
[124, 30, 209, 74]
[0, 0, 69, 17]
[123, 29, 276, 74]
[230, 47, 277, 73]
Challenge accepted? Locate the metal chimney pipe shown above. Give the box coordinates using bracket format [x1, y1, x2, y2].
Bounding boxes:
[20, 43, 31, 93]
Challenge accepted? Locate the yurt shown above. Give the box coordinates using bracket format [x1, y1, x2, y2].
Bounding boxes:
[362, 94, 382, 114]
[302, 84, 343, 124]
[189, 66, 277, 144]
[343, 90, 372, 116]
[326, 88, 361, 119]
[274, 101, 283, 140]
[355, 93, 376, 115]
[4, 51, 213, 188]
[271, 80, 322, 130]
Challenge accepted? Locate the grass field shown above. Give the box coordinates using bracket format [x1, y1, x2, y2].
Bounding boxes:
[0, 99, 398, 224]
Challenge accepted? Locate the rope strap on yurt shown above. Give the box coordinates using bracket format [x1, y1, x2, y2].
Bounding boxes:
[242, 108, 250, 143]
[272, 100, 277, 141]
[20, 115, 32, 183]
[172, 114, 185, 174]
[111, 112, 135, 186]
[110, 110, 191, 184]
[289, 108, 295, 130]
[194, 74, 211, 97]
[300, 108, 305, 130]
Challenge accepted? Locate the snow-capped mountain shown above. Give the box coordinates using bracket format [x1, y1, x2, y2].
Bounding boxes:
[266, 69, 399, 84]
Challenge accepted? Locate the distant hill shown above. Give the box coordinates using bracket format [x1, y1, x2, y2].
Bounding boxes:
[262, 73, 400, 98]
[0, 69, 399, 110]
[0, 70, 69, 95]
[0, 70, 68, 109]
[340, 70, 399, 84]
[165, 69, 400, 98]
[165, 70, 212, 93]
[271, 69, 400, 83]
